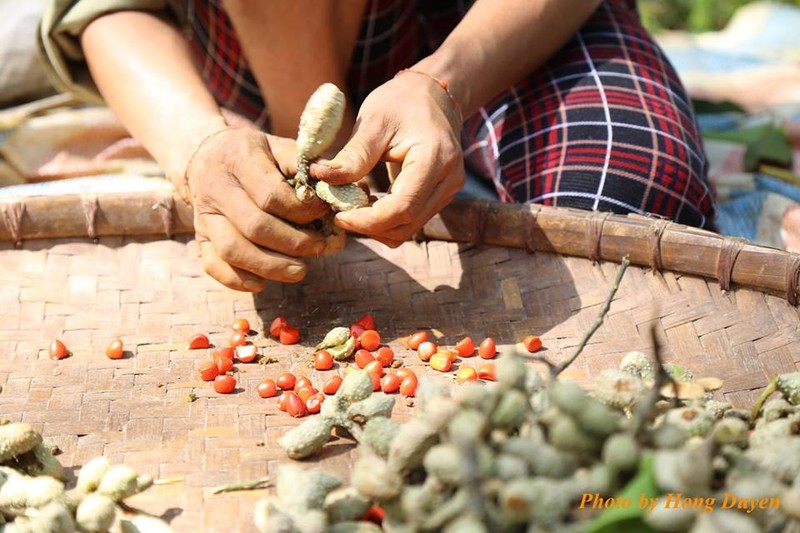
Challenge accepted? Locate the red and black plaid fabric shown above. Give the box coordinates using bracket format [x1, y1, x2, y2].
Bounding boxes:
[183, 0, 716, 230]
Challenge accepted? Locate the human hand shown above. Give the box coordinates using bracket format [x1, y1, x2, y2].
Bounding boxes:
[184, 127, 330, 292]
[311, 72, 466, 247]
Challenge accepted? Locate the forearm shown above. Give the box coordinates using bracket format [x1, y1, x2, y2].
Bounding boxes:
[81, 11, 227, 185]
[414, 0, 602, 118]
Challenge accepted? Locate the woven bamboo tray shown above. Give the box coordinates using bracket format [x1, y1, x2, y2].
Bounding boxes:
[0, 192, 799, 532]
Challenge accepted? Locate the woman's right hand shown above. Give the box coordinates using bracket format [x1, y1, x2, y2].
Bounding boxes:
[184, 127, 331, 292]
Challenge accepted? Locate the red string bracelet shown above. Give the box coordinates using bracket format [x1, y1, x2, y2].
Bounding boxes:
[395, 68, 463, 124]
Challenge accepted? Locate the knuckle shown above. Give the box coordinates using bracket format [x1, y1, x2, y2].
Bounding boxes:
[214, 237, 239, 264]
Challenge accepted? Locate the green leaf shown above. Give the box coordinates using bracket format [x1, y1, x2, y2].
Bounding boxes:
[583, 452, 661, 533]
[704, 122, 793, 171]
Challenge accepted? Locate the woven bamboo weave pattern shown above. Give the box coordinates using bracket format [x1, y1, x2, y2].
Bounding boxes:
[0, 235, 797, 531]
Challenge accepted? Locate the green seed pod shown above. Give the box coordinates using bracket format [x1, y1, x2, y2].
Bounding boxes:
[454, 381, 499, 415]
[653, 444, 713, 494]
[253, 497, 295, 533]
[761, 398, 795, 422]
[495, 453, 529, 481]
[749, 417, 797, 448]
[315, 182, 368, 212]
[361, 416, 400, 459]
[0, 423, 42, 463]
[495, 350, 527, 390]
[602, 433, 640, 472]
[548, 415, 601, 455]
[442, 513, 488, 533]
[323, 487, 371, 524]
[76, 493, 117, 533]
[703, 399, 733, 420]
[776, 373, 800, 405]
[316, 327, 351, 351]
[745, 438, 800, 484]
[549, 381, 588, 418]
[663, 406, 715, 438]
[586, 463, 617, 494]
[498, 478, 569, 528]
[338, 371, 375, 403]
[620, 351, 655, 380]
[662, 363, 693, 382]
[327, 335, 357, 362]
[97, 465, 139, 502]
[489, 389, 530, 432]
[420, 398, 462, 433]
[387, 419, 440, 473]
[347, 393, 396, 420]
[447, 409, 487, 446]
[418, 487, 471, 531]
[712, 417, 749, 448]
[423, 443, 467, 485]
[644, 503, 697, 532]
[328, 521, 383, 533]
[501, 438, 576, 479]
[30, 443, 65, 481]
[136, 473, 154, 493]
[524, 366, 547, 395]
[575, 400, 622, 438]
[691, 510, 760, 533]
[593, 369, 646, 410]
[296, 83, 345, 160]
[10, 501, 74, 533]
[76, 457, 111, 493]
[352, 455, 402, 501]
[276, 464, 342, 510]
[0, 470, 66, 516]
[650, 422, 688, 449]
[782, 487, 800, 521]
[291, 509, 327, 533]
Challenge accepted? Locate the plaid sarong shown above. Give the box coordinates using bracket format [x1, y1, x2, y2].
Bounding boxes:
[184, 0, 716, 229]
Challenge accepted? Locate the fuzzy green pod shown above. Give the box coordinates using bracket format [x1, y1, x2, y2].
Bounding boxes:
[495, 453, 530, 481]
[360, 417, 401, 459]
[650, 422, 688, 449]
[442, 513, 489, 533]
[253, 497, 295, 533]
[29, 443, 65, 481]
[291, 509, 328, 533]
[276, 464, 342, 510]
[76, 493, 117, 533]
[574, 400, 622, 438]
[549, 380, 588, 418]
[352, 455, 402, 501]
[548, 415, 601, 455]
[0, 423, 42, 463]
[502, 438, 576, 479]
[316, 327, 351, 351]
[96, 465, 139, 501]
[277, 412, 334, 460]
[0, 469, 66, 516]
[776, 373, 800, 405]
[644, 503, 697, 532]
[76, 457, 111, 493]
[327, 335, 357, 362]
[498, 477, 570, 528]
[663, 406, 715, 438]
[328, 521, 383, 533]
[691, 511, 760, 533]
[704, 400, 733, 420]
[423, 443, 468, 485]
[489, 389, 530, 432]
[745, 437, 800, 484]
[315, 182, 368, 212]
[418, 397, 461, 433]
[653, 445, 713, 494]
[338, 371, 375, 403]
[495, 350, 527, 390]
[323, 487, 372, 524]
[712, 417, 749, 448]
[593, 369, 645, 410]
[454, 381, 499, 414]
[387, 419, 440, 473]
[346, 393, 396, 420]
[418, 488, 471, 531]
[602, 433, 640, 472]
[120, 513, 179, 533]
[619, 350, 655, 380]
[782, 487, 800, 521]
[447, 409, 487, 446]
[761, 398, 795, 422]
[663, 363, 694, 382]
[8, 501, 74, 533]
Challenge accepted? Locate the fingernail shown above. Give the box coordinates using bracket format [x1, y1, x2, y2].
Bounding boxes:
[286, 265, 305, 278]
[244, 280, 264, 292]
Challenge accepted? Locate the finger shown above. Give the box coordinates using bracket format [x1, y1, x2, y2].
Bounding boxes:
[203, 214, 308, 283]
[199, 240, 266, 292]
[213, 185, 326, 257]
[310, 116, 389, 185]
[235, 149, 330, 225]
[265, 134, 299, 176]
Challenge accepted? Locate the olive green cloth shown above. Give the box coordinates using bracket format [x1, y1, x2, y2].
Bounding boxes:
[37, 0, 184, 103]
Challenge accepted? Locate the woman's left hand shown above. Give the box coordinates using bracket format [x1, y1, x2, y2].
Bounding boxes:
[311, 72, 466, 247]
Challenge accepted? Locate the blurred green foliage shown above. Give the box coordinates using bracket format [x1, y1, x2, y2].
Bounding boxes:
[639, 0, 800, 33]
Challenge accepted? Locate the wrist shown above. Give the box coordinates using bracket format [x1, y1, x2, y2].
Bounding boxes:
[166, 116, 229, 197]
[412, 45, 476, 120]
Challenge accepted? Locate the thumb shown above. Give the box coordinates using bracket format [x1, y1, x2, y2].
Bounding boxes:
[311, 118, 387, 185]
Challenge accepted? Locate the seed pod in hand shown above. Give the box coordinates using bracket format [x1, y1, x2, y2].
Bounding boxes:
[278, 416, 335, 460]
[315, 182, 368, 212]
[296, 83, 345, 161]
[76, 493, 117, 533]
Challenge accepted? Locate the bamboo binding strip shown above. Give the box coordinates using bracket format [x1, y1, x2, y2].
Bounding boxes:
[1, 191, 798, 304]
